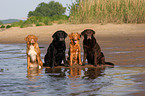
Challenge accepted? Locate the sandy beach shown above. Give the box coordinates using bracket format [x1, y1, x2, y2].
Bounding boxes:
[0, 24, 145, 95]
[0, 23, 145, 43]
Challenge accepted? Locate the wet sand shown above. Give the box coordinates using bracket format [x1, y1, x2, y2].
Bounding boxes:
[0, 24, 145, 95]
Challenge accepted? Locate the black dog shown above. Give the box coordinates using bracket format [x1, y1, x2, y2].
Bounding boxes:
[44, 30, 68, 68]
[81, 29, 114, 67]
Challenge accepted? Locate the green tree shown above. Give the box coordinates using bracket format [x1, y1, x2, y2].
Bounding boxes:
[28, 1, 66, 17]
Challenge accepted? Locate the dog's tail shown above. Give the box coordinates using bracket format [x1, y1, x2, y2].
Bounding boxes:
[105, 62, 115, 67]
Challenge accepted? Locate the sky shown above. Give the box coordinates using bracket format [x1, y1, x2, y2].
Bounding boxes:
[0, 0, 75, 20]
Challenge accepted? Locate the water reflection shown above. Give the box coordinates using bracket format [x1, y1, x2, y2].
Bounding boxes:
[68, 67, 82, 78]
[27, 68, 43, 81]
[45, 67, 105, 80]
[45, 68, 66, 77]
[83, 67, 105, 79]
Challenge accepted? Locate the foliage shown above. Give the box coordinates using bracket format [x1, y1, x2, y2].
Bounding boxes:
[69, 0, 145, 24]
[0, 25, 12, 29]
[10, 1, 68, 28]
[36, 22, 44, 26]
[11, 20, 24, 27]
[0, 25, 5, 28]
[28, 1, 66, 17]
[11, 15, 68, 28]
[20, 21, 33, 28]
[6, 25, 12, 29]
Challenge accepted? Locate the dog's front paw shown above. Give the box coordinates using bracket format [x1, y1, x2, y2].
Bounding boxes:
[82, 61, 86, 65]
[39, 65, 42, 69]
[79, 62, 82, 65]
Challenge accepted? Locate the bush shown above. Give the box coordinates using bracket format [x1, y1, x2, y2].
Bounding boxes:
[20, 21, 33, 28]
[36, 23, 43, 26]
[20, 15, 68, 27]
[10, 15, 68, 28]
[20, 24, 33, 28]
[6, 25, 12, 29]
[51, 15, 69, 21]
[0, 25, 5, 28]
[11, 20, 24, 27]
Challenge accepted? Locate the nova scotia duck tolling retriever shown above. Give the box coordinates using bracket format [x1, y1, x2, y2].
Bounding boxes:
[67, 33, 82, 66]
[25, 34, 43, 69]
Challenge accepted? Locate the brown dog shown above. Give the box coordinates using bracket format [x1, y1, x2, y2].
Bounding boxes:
[81, 29, 114, 67]
[68, 33, 82, 66]
[25, 34, 43, 69]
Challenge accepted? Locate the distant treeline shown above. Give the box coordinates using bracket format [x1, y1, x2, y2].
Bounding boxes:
[0, 19, 20, 24]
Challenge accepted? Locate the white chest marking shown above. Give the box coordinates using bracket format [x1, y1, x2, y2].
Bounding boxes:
[28, 45, 37, 62]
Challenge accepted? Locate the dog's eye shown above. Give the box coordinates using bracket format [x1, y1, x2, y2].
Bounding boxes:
[58, 33, 62, 36]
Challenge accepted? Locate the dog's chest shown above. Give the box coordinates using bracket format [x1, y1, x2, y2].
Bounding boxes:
[71, 45, 80, 56]
[28, 45, 37, 61]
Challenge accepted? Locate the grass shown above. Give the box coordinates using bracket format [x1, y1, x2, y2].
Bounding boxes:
[69, 0, 145, 24]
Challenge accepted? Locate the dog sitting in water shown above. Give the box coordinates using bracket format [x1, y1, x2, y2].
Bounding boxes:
[81, 29, 114, 67]
[44, 30, 68, 68]
[67, 33, 82, 66]
[25, 34, 43, 69]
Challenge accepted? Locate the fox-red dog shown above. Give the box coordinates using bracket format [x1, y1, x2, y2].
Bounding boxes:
[25, 34, 43, 69]
[68, 33, 82, 66]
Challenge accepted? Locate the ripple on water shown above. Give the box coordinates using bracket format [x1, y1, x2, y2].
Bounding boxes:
[0, 44, 145, 96]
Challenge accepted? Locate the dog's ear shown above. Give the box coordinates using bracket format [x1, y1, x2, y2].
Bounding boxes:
[90, 29, 95, 34]
[52, 32, 57, 39]
[52, 30, 68, 39]
[34, 36, 38, 41]
[81, 30, 86, 36]
[69, 33, 73, 40]
[24, 35, 30, 41]
[77, 33, 81, 40]
[81, 29, 95, 36]
[64, 31, 68, 38]
[24, 36, 28, 41]
[81, 29, 88, 36]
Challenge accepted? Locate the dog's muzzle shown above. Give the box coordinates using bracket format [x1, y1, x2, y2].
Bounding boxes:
[60, 38, 64, 41]
[30, 39, 35, 44]
[87, 36, 92, 40]
[73, 40, 77, 44]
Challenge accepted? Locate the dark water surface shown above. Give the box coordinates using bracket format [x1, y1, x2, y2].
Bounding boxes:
[0, 44, 145, 96]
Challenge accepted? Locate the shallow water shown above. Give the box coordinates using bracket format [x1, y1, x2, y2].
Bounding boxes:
[0, 44, 145, 96]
